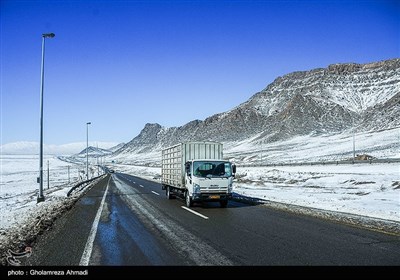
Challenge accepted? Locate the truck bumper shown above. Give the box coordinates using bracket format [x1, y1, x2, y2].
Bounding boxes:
[192, 193, 232, 202]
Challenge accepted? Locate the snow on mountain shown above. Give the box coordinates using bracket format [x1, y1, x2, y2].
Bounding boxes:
[109, 143, 125, 153]
[0, 141, 120, 155]
[76, 146, 113, 157]
[111, 58, 400, 165]
[0, 141, 39, 155]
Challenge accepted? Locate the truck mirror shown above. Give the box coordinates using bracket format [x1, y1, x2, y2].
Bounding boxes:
[185, 162, 190, 173]
[232, 164, 236, 174]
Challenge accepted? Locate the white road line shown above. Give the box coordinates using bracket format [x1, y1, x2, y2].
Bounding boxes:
[139, 184, 144, 188]
[79, 176, 110, 266]
[151, 190, 160, 196]
[181, 206, 209, 220]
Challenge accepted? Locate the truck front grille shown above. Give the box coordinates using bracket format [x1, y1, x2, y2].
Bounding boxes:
[200, 186, 228, 193]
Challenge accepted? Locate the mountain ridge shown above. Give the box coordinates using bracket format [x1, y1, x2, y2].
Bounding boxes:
[114, 58, 400, 160]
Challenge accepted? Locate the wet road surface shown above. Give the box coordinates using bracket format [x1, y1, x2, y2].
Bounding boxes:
[25, 173, 400, 265]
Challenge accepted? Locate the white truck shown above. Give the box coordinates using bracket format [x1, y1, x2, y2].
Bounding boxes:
[161, 141, 236, 208]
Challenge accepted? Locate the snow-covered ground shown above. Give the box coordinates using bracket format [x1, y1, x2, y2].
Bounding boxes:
[0, 154, 109, 264]
[226, 128, 400, 165]
[234, 164, 399, 222]
[0, 155, 83, 229]
[106, 161, 400, 222]
[103, 128, 400, 167]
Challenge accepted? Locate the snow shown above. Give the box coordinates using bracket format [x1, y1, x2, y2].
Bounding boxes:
[234, 164, 399, 222]
[107, 127, 400, 168]
[0, 154, 109, 264]
[226, 128, 400, 164]
[0, 155, 84, 229]
[0, 141, 120, 155]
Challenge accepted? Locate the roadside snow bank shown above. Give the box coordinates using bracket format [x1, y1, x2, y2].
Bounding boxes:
[234, 164, 399, 222]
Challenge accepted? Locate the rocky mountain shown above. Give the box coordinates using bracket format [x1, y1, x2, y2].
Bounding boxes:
[109, 142, 125, 153]
[77, 146, 112, 157]
[115, 58, 400, 159]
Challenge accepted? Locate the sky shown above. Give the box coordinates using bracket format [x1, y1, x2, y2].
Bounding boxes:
[1, 0, 399, 145]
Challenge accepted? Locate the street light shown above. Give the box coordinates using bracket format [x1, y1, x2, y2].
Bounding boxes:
[86, 122, 91, 180]
[37, 33, 55, 203]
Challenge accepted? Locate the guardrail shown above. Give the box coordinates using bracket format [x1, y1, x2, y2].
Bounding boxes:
[67, 174, 107, 197]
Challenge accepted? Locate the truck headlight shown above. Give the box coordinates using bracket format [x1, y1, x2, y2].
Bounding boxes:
[194, 184, 201, 194]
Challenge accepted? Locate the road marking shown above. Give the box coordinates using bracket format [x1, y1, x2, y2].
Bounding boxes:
[181, 206, 209, 220]
[139, 184, 144, 188]
[79, 176, 110, 266]
[151, 191, 160, 196]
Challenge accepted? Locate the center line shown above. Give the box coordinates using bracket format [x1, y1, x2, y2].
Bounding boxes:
[181, 206, 209, 220]
[139, 184, 144, 188]
[151, 191, 160, 196]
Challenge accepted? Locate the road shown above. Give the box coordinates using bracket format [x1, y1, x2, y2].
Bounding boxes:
[25, 173, 400, 265]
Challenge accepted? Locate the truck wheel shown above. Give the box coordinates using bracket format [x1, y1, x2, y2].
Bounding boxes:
[220, 200, 228, 208]
[185, 191, 193, 207]
[166, 186, 174, 199]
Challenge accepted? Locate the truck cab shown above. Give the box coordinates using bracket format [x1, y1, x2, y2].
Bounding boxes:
[184, 160, 236, 208]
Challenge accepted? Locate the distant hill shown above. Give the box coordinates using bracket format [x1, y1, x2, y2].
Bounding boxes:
[76, 146, 113, 157]
[0, 141, 120, 155]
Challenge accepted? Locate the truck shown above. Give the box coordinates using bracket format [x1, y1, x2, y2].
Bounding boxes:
[161, 141, 236, 208]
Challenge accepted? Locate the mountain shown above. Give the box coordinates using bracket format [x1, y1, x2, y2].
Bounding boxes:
[109, 143, 125, 153]
[0, 141, 120, 155]
[76, 146, 113, 157]
[113, 58, 400, 164]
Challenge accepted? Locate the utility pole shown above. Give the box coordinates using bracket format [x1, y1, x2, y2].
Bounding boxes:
[86, 122, 91, 180]
[97, 143, 99, 176]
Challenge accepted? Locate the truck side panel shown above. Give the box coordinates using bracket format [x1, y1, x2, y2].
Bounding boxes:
[161, 143, 183, 188]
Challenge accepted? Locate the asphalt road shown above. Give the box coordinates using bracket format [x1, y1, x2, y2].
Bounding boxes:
[25, 173, 400, 265]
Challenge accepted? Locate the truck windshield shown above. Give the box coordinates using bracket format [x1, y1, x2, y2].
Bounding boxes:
[193, 161, 232, 178]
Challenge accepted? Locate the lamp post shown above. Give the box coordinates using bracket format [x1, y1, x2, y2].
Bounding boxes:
[37, 33, 55, 203]
[86, 122, 91, 180]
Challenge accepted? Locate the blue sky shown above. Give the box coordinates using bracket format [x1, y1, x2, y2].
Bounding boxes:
[1, 0, 399, 145]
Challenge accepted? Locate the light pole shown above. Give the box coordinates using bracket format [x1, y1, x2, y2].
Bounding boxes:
[37, 33, 55, 203]
[86, 122, 91, 180]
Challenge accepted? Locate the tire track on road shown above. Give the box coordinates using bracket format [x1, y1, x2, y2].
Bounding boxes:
[113, 175, 233, 265]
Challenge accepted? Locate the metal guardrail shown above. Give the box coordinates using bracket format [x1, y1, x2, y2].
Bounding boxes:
[67, 174, 106, 197]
